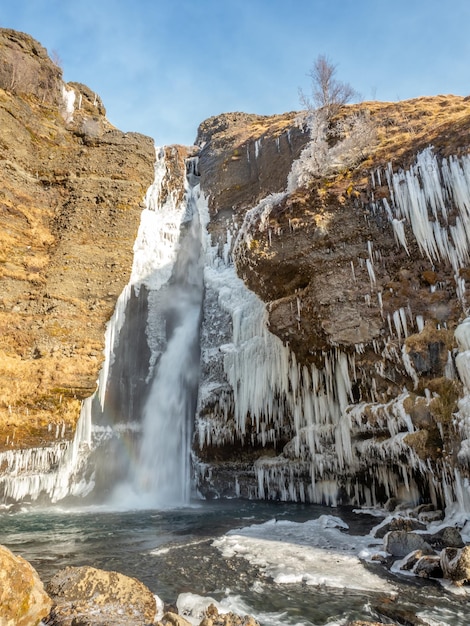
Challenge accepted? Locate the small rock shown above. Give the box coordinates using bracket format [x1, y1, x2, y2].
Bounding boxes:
[429, 526, 464, 550]
[159, 612, 192, 626]
[418, 510, 444, 523]
[397, 549, 423, 571]
[372, 599, 429, 625]
[374, 515, 427, 538]
[413, 554, 443, 578]
[347, 622, 394, 626]
[409, 503, 435, 518]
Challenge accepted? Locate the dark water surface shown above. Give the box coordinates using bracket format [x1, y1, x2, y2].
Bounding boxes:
[0, 500, 468, 625]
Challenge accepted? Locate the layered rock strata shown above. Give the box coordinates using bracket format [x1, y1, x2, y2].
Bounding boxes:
[0, 29, 155, 450]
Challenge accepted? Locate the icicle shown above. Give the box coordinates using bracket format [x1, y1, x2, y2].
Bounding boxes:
[350, 260, 356, 281]
[61, 84, 75, 123]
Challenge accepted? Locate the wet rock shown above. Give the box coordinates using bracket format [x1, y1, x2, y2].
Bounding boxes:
[45, 565, 156, 625]
[417, 509, 444, 523]
[395, 549, 423, 572]
[158, 603, 260, 626]
[347, 622, 394, 626]
[0, 544, 52, 626]
[383, 530, 433, 557]
[440, 545, 470, 586]
[428, 526, 464, 550]
[198, 604, 260, 626]
[159, 613, 192, 626]
[384, 497, 402, 512]
[413, 554, 443, 578]
[374, 516, 427, 539]
[372, 598, 430, 625]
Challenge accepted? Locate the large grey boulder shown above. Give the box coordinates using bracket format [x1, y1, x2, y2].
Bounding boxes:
[383, 530, 433, 557]
[428, 526, 464, 550]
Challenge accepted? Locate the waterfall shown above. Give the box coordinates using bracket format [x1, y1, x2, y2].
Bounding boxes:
[4, 140, 470, 514]
[94, 151, 205, 508]
[0, 148, 205, 507]
[116, 168, 205, 507]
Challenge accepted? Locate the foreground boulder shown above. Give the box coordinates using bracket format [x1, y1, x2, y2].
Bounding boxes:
[45, 565, 157, 625]
[0, 544, 52, 626]
[440, 546, 470, 586]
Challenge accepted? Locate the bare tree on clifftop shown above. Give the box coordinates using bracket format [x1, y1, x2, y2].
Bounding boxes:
[300, 54, 358, 118]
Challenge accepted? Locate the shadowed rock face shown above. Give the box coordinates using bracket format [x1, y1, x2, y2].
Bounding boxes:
[196, 111, 309, 243]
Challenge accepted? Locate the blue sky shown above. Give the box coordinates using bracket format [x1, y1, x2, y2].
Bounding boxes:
[2, 1, 469, 146]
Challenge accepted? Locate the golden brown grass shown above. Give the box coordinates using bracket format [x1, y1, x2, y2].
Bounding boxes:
[349, 95, 470, 170]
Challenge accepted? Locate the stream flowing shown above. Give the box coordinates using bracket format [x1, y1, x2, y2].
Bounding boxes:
[0, 500, 468, 626]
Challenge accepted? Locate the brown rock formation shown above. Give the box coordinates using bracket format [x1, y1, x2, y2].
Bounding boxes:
[440, 545, 470, 586]
[46, 565, 157, 625]
[0, 28, 155, 450]
[0, 543, 52, 626]
[194, 95, 470, 504]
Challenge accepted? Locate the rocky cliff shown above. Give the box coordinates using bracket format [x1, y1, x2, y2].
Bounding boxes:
[2, 26, 470, 510]
[0, 29, 155, 450]
[192, 95, 470, 507]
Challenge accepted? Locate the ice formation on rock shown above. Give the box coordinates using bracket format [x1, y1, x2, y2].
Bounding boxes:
[61, 84, 75, 124]
[194, 146, 470, 511]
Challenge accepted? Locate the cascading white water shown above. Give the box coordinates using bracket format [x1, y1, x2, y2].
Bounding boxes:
[121, 182, 205, 507]
[98, 152, 203, 508]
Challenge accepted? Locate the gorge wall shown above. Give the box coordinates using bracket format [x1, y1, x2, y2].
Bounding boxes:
[191, 95, 470, 508]
[2, 27, 470, 510]
[0, 28, 155, 449]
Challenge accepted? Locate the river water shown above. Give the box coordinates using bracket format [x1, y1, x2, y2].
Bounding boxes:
[0, 499, 468, 625]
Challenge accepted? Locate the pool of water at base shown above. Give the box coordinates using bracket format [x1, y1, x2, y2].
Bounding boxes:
[0, 499, 468, 626]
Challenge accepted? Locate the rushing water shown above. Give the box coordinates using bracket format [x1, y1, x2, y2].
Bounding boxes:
[118, 200, 204, 508]
[0, 500, 468, 626]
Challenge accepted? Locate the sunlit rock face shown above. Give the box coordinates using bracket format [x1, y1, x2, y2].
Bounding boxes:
[0, 30, 154, 460]
[193, 97, 470, 509]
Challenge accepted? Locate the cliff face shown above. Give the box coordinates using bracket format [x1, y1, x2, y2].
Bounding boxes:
[3, 26, 470, 510]
[193, 95, 470, 506]
[0, 29, 155, 450]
